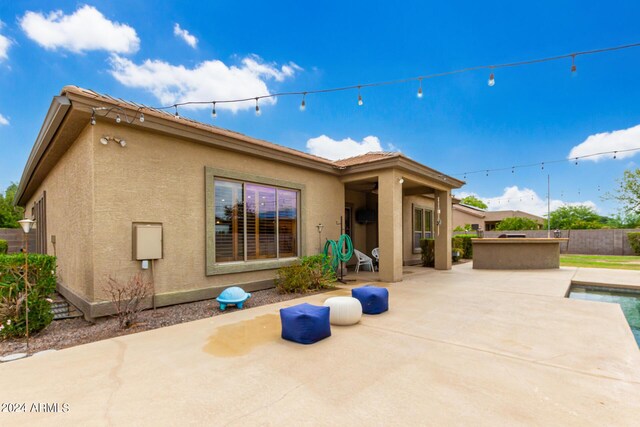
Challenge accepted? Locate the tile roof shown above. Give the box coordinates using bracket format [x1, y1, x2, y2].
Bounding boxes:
[333, 152, 402, 167]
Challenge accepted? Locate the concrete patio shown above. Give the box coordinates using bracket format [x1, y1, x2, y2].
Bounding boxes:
[1, 263, 639, 426]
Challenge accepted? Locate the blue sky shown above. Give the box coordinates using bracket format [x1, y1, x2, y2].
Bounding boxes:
[1, 1, 639, 216]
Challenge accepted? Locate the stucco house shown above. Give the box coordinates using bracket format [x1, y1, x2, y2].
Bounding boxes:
[453, 203, 544, 231]
[15, 86, 463, 319]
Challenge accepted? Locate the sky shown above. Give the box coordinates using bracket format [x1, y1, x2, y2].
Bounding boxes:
[1, 1, 639, 216]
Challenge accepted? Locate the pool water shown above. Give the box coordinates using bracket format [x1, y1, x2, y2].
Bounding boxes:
[569, 286, 640, 347]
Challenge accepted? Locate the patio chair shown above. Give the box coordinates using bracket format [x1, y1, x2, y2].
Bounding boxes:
[371, 247, 379, 271]
[354, 249, 374, 273]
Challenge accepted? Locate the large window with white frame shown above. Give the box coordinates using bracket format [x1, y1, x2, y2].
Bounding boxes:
[215, 179, 299, 263]
[413, 205, 433, 253]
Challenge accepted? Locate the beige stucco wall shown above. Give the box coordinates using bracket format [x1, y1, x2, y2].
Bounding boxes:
[25, 124, 96, 301]
[89, 122, 344, 304]
[452, 208, 484, 230]
[402, 195, 434, 265]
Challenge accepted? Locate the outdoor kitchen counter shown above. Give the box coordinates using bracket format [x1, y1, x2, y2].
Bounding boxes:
[472, 238, 569, 269]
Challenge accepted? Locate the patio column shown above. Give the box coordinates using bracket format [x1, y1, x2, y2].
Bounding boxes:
[434, 189, 452, 270]
[377, 169, 403, 282]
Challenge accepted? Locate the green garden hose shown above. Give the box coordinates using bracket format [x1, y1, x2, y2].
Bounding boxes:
[323, 234, 354, 271]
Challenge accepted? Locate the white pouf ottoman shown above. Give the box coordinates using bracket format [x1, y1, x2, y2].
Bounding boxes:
[323, 296, 362, 326]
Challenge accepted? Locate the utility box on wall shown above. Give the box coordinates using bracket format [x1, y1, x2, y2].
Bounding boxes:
[132, 223, 163, 260]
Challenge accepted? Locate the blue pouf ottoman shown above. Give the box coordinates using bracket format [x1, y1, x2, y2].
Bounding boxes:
[280, 303, 331, 344]
[352, 286, 389, 314]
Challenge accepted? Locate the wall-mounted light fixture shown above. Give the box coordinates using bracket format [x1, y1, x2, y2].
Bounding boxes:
[100, 136, 127, 147]
[398, 177, 404, 184]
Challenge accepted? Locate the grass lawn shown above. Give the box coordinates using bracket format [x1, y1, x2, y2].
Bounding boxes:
[560, 254, 640, 271]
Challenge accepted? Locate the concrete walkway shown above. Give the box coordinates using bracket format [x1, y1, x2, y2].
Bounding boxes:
[1, 264, 639, 426]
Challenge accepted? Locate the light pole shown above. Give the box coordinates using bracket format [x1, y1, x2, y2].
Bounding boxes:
[17, 218, 35, 353]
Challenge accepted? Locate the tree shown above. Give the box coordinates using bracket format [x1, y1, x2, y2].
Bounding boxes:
[0, 183, 24, 228]
[546, 205, 604, 230]
[604, 168, 640, 215]
[605, 212, 640, 229]
[495, 217, 540, 231]
[460, 195, 487, 210]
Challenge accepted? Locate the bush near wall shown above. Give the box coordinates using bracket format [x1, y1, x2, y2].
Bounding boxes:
[452, 234, 475, 259]
[275, 255, 336, 294]
[0, 239, 7, 254]
[0, 254, 57, 338]
[628, 232, 640, 255]
[420, 238, 435, 267]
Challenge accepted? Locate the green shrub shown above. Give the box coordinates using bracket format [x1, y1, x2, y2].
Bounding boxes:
[0, 239, 7, 254]
[275, 255, 336, 294]
[452, 235, 474, 259]
[0, 254, 57, 339]
[628, 232, 640, 255]
[420, 238, 435, 267]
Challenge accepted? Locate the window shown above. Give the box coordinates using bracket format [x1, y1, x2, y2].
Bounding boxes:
[413, 205, 433, 253]
[215, 179, 298, 263]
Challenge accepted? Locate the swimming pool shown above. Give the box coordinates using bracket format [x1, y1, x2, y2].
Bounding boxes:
[569, 286, 640, 347]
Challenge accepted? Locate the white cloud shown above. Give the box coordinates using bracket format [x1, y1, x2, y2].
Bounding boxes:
[173, 23, 197, 48]
[109, 54, 301, 113]
[0, 21, 10, 61]
[456, 186, 597, 217]
[306, 135, 394, 160]
[20, 5, 139, 54]
[568, 124, 640, 162]
[0, 113, 9, 125]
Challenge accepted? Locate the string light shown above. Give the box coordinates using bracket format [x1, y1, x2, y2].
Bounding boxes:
[417, 79, 423, 98]
[211, 102, 217, 118]
[571, 54, 577, 75]
[89, 41, 640, 121]
[255, 98, 261, 116]
[511, 166, 515, 174]
[139, 112, 144, 123]
[90, 111, 96, 126]
[300, 93, 306, 111]
[174, 105, 180, 119]
[574, 157, 578, 165]
[613, 151, 617, 159]
[452, 146, 640, 179]
[115, 114, 121, 124]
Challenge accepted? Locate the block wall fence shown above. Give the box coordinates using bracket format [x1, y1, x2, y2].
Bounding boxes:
[453, 229, 639, 255]
[0, 228, 37, 253]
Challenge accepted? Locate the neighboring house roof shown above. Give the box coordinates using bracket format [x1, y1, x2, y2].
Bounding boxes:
[453, 204, 486, 219]
[15, 86, 464, 205]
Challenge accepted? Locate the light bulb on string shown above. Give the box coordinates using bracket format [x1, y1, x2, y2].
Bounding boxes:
[574, 157, 579, 165]
[300, 93, 306, 111]
[357, 86, 363, 106]
[90, 111, 96, 126]
[174, 105, 180, 120]
[511, 166, 515, 174]
[486, 170, 489, 177]
[613, 151, 617, 159]
[541, 162, 544, 170]
[139, 112, 144, 123]
[212, 102, 217, 119]
[571, 55, 577, 76]
[115, 114, 121, 124]
[488, 72, 495, 87]
[417, 79, 423, 98]
[255, 98, 261, 116]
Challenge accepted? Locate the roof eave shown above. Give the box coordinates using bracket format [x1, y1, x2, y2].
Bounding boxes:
[14, 95, 71, 206]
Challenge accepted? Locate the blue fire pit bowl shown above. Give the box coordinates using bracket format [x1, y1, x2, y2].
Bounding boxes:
[216, 286, 251, 311]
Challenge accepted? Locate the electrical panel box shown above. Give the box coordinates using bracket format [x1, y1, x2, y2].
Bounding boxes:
[132, 223, 163, 260]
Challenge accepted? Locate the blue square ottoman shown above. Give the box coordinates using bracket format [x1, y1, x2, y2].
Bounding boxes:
[280, 303, 331, 344]
[352, 286, 389, 314]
